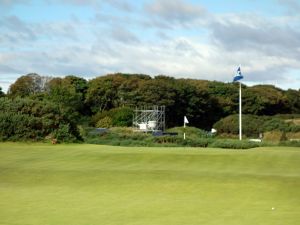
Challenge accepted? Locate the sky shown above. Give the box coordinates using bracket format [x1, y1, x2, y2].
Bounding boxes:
[0, 0, 300, 93]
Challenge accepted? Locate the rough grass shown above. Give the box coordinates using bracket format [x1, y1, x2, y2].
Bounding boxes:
[0, 143, 300, 225]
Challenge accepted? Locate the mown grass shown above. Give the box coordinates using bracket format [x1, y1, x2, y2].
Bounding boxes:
[0, 143, 300, 225]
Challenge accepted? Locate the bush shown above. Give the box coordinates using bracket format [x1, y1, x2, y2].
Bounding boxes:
[279, 140, 300, 147]
[209, 139, 261, 149]
[0, 113, 43, 141]
[286, 132, 300, 140]
[213, 114, 265, 137]
[263, 118, 290, 132]
[111, 107, 133, 126]
[0, 97, 81, 142]
[214, 114, 300, 137]
[52, 124, 78, 143]
[92, 107, 133, 127]
[167, 126, 210, 138]
[83, 125, 214, 147]
[263, 131, 287, 142]
[183, 138, 213, 147]
[96, 116, 113, 128]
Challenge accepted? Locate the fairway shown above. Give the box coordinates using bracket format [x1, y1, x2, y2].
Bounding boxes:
[0, 143, 299, 225]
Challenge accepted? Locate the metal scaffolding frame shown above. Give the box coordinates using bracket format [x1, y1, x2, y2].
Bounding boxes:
[133, 106, 165, 132]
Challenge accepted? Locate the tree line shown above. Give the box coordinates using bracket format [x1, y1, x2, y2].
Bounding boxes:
[1, 73, 300, 141]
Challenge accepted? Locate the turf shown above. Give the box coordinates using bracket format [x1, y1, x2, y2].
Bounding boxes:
[0, 143, 299, 225]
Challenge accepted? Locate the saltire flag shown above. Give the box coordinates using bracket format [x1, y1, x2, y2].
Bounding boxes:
[233, 66, 243, 82]
[184, 116, 189, 124]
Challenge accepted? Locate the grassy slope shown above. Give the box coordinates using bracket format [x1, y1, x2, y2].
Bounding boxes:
[0, 143, 299, 225]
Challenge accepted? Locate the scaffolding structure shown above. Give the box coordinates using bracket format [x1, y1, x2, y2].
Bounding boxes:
[133, 106, 165, 132]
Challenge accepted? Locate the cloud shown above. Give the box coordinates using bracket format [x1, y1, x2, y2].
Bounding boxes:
[144, 0, 208, 28]
[0, 16, 37, 43]
[0, 15, 80, 48]
[109, 26, 140, 44]
[104, 0, 133, 12]
[50, 0, 133, 11]
[50, 0, 101, 7]
[0, 64, 22, 74]
[277, 0, 300, 14]
[0, 0, 299, 92]
[0, 0, 29, 9]
[210, 14, 300, 61]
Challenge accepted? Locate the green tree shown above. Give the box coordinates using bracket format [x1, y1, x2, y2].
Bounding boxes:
[8, 73, 51, 97]
[175, 80, 223, 130]
[92, 107, 133, 127]
[285, 89, 300, 114]
[247, 85, 290, 115]
[46, 76, 87, 118]
[0, 87, 4, 97]
[85, 73, 151, 113]
[0, 97, 81, 142]
[207, 81, 239, 116]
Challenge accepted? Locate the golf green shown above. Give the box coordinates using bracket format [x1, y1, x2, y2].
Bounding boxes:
[0, 143, 299, 225]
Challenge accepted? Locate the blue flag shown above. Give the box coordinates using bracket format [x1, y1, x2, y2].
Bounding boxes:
[233, 66, 243, 82]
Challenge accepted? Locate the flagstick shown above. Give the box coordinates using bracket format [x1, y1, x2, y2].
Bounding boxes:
[239, 81, 242, 140]
[184, 120, 186, 140]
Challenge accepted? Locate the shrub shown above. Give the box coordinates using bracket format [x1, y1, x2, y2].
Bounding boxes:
[110, 107, 133, 126]
[96, 116, 113, 128]
[209, 139, 260, 149]
[286, 132, 300, 140]
[0, 97, 81, 142]
[263, 131, 287, 142]
[167, 126, 210, 139]
[213, 115, 239, 135]
[183, 138, 213, 147]
[52, 124, 78, 143]
[263, 118, 290, 132]
[279, 140, 300, 147]
[92, 107, 133, 127]
[0, 113, 43, 141]
[214, 114, 300, 137]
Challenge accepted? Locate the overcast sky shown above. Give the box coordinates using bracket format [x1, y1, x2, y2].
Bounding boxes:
[1, 0, 300, 92]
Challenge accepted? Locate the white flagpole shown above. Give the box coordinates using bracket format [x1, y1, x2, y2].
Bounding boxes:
[239, 81, 242, 140]
[184, 117, 186, 140]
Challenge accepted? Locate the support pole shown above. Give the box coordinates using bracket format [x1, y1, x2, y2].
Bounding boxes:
[239, 82, 242, 140]
[184, 120, 186, 140]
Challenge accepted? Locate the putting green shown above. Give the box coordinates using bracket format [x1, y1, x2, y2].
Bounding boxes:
[0, 143, 299, 225]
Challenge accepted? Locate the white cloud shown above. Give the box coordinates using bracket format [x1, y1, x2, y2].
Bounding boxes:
[0, 0, 300, 93]
[144, 0, 208, 28]
[277, 0, 300, 14]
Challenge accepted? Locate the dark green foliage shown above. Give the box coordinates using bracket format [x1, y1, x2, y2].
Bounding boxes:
[85, 74, 150, 113]
[214, 114, 300, 137]
[0, 87, 4, 97]
[285, 89, 300, 114]
[153, 136, 212, 147]
[0, 97, 81, 142]
[45, 76, 87, 118]
[83, 126, 214, 147]
[52, 124, 78, 143]
[5, 73, 300, 143]
[207, 81, 239, 115]
[110, 107, 133, 126]
[83, 126, 263, 148]
[0, 113, 43, 141]
[209, 139, 261, 149]
[279, 140, 300, 147]
[92, 107, 133, 127]
[167, 126, 211, 138]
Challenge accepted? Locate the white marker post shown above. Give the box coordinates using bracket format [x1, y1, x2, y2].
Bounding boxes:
[184, 116, 189, 140]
